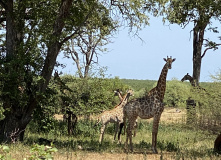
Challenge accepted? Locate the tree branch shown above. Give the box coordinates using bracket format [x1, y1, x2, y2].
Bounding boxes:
[201, 44, 221, 58]
[60, 3, 96, 45]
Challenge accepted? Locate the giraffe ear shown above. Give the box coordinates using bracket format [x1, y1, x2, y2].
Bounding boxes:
[172, 58, 176, 62]
[163, 58, 167, 62]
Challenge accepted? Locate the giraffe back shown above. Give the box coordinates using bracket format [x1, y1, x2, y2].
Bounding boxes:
[124, 96, 164, 120]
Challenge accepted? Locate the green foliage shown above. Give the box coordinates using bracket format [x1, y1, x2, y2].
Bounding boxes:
[109, 0, 150, 32]
[165, 0, 221, 26]
[60, 75, 129, 114]
[30, 74, 129, 133]
[120, 79, 156, 92]
[193, 81, 221, 128]
[164, 79, 191, 107]
[25, 144, 58, 160]
[32, 86, 61, 133]
[0, 145, 13, 160]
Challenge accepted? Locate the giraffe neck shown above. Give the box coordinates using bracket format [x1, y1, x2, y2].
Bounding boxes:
[117, 92, 123, 101]
[156, 63, 168, 100]
[115, 93, 130, 108]
[188, 77, 196, 87]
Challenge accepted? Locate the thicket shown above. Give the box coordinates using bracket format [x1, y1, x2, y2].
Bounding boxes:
[30, 73, 221, 134]
[31, 74, 131, 133]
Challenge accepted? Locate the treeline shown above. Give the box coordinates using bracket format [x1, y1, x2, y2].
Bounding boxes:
[120, 79, 156, 91]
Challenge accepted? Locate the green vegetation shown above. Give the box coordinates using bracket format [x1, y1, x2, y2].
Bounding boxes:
[1, 75, 221, 159]
[120, 79, 156, 92]
[1, 120, 220, 159]
[1, 0, 221, 159]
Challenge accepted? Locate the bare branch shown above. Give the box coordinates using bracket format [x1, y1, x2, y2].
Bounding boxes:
[201, 44, 221, 58]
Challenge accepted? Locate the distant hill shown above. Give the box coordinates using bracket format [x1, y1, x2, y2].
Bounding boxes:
[120, 79, 157, 91]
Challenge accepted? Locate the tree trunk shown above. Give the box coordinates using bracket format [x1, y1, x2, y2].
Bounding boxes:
[40, 0, 73, 91]
[6, 0, 15, 61]
[0, 96, 37, 142]
[192, 20, 207, 86]
[1, 113, 25, 142]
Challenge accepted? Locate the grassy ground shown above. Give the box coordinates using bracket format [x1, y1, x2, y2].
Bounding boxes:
[3, 108, 221, 160]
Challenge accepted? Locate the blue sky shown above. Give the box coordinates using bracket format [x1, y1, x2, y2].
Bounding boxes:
[58, 16, 221, 82]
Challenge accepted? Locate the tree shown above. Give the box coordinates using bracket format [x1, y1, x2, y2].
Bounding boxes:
[64, 3, 117, 78]
[0, 0, 150, 142]
[0, 0, 94, 142]
[164, 0, 221, 86]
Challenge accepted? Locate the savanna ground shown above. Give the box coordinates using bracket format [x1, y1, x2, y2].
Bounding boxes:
[3, 107, 221, 160]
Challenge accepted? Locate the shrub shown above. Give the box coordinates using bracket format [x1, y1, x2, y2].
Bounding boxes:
[164, 79, 191, 108]
[25, 144, 58, 160]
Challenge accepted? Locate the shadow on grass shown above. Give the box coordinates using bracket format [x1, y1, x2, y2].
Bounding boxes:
[129, 140, 180, 154]
[24, 135, 124, 152]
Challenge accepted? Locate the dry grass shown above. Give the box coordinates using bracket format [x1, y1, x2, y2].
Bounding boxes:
[53, 151, 174, 160]
[146, 107, 186, 124]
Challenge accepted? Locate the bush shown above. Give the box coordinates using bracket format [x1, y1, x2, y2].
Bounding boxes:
[164, 79, 191, 108]
[25, 144, 58, 160]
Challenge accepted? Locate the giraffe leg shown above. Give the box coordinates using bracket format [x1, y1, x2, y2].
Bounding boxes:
[114, 123, 119, 141]
[127, 118, 136, 152]
[118, 123, 124, 144]
[133, 120, 138, 137]
[152, 116, 160, 154]
[99, 124, 106, 144]
[123, 116, 126, 135]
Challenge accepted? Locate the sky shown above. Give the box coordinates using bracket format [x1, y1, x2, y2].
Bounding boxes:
[57, 16, 221, 82]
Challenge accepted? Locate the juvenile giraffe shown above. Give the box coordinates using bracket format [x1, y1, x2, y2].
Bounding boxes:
[97, 89, 134, 144]
[114, 89, 123, 101]
[114, 89, 138, 137]
[123, 56, 176, 153]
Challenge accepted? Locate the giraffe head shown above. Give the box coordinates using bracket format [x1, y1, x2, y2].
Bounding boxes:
[114, 89, 122, 96]
[163, 56, 176, 69]
[181, 73, 192, 82]
[126, 89, 134, 97]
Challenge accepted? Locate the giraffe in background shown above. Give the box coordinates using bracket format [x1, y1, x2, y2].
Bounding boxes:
[123, 56, 176, 153]
[97, 89, 134, 144]
[181, 73, 197, 87]
[181, 73, 206, 91]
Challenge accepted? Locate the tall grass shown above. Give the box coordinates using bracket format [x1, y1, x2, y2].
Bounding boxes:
[2, 118, 217, 159]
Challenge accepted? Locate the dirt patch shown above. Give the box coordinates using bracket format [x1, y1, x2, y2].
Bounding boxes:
[160, 107, 186, 123]
[54, 114, 64, 121]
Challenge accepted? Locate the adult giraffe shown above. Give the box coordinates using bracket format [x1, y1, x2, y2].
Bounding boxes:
[123, 56, 176, 153]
